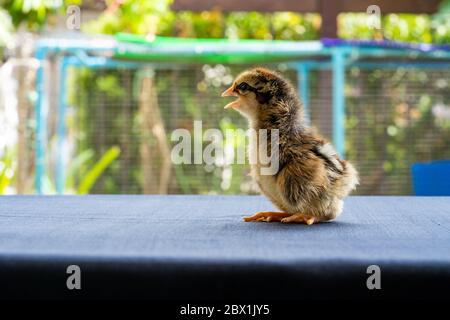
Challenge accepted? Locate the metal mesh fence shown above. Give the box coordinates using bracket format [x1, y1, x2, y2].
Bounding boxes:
[58, 63, 450, 195]
[344, 68, 450, 195]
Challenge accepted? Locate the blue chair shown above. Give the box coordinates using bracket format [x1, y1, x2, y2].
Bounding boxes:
[411, 160, 450, 196]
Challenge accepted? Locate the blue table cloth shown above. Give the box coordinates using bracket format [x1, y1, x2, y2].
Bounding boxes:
[1, 195, 449, 300]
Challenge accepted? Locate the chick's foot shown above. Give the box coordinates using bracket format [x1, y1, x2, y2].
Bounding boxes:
[243, 212, 291, 222]
[281, 213, 316, 225]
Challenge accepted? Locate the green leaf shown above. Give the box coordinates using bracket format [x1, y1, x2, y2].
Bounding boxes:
[65, 149, 94, 190]
[77, 146, 121, 194]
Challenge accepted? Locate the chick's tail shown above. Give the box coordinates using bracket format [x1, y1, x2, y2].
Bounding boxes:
[333, 160, 359, 199]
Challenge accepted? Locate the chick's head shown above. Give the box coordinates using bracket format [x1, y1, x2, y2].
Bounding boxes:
[221, 68, 286, 119]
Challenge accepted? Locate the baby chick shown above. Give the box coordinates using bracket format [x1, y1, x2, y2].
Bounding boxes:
[221, 68, 358, 224]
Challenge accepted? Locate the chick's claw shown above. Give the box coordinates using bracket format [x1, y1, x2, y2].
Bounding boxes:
[281, 213, 316, 225]
[243, 211, 291, 222]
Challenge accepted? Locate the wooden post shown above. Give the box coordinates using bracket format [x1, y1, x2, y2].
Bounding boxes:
[319, 0, 339, 38]
[139, 71, 172, 194]
[14, 33, 36, 194]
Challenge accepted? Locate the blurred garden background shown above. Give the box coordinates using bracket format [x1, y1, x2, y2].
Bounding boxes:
[0, 0, 450, 195]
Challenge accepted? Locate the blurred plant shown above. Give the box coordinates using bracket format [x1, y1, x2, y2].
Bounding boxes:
[173, 10, 224, 38]
[339, 9, 449, 44]
[271, 12, 320, 40]
[84, 0, 173, 35]
[226, 12, 272, 40]
[65, 148, 94, 191]
[85, 1, 320, 41]
[0, 7, 14, 51]
[338, 13, 381, 40]
[339, 13, 434, 43]
[43, 146, 121, 194]
[432, 0, 450, 43]
[77, 146, 121, 194]
[0, 147, 16, 194]
[0, 0, 80, 30]
[345, 68, 450, 195]
[0, 0, 82, 195]
[384, 14, 432, 43]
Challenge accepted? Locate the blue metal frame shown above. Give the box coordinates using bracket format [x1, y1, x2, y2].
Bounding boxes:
[296, 63, 311, 126]
[34, 47, 48, 194]
[34, 36, 450, 194]
[56, 57, 68, 193]
[332, 48, 348, 158]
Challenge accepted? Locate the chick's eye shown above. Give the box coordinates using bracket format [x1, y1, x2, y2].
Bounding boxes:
[237, 82, 249, 91]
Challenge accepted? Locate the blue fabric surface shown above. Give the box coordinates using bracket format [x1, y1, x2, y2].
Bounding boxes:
[1, 195, 449, 300]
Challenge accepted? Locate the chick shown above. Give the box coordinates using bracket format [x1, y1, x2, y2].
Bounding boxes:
[221, 68, 358, 224]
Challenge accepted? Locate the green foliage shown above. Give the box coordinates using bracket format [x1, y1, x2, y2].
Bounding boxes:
[96, 74, 125, 98]
[339, 9, 449, 44]
[338, 13, 379, 40]
[226, 12, 272, 40]
[2, 0, 449, 42]
[85, 1, 448, 43]
[65, 148, 94, 191]
[0, 0, 80, 30]
[432, 0, 450, 43]
[68, 67, 141, 194]
[77, 146, 121, 194]
[173, 11, 224, 38]
[83, 0, 173, 35]
[271, 12, 319, 40]
[84, 0, 320, 41]
[0, 147, 15, 194]
[384, 14, 432, 43]
[339, 13, 435, 43]
[40, 146, 121, 194]
[0, 7, 14, 49]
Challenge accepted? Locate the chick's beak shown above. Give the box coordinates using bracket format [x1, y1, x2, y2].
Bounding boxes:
[221, 86, 236, 97]
[221, 86, 240, 109]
